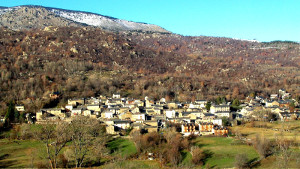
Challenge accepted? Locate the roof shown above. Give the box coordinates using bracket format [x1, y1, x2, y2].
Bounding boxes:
[114, 120, 131, 124]
[203, 113, 215, 116]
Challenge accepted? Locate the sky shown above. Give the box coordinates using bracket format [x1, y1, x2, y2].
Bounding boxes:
[1, 0, 300, 42]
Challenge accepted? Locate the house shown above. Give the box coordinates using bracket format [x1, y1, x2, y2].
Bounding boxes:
[87, 104, 100, 111]
[144, 96, 154, 108]
[103, 111, 115, 119]
[71, 107, 84, 116]
[144, 120, 158, 127]
[202, 113, 216, 121]
[36, 108, 66, 121]
[212, 126, 229, 136]
[181, 113, 197, 122]
[83, 109, 93, 117]
[119, 111, 132, 120]
[113, 120, 131, 130]
[198, 122, 214, 135]
[279, 89, 286, 96]
[272, 101, 280, 107]
[215, 111, 231, 118]
[270, 94, 278, 100]
[278, 100, 290, 108]
[154, 108, 162, 115]
[112, 93, 121, 99]
[65, 104, 73, 111]
[109, 107, 121, 114]
[167, 102, 178, 109]
[68, 98, 85, 106]
[0, 115, 5, 123]
[15, 105, 25, 112]
[189, 103, 201, 109]
[240, 107, 254, 116]
[165, 110, 177, 118]
[181, 123, 200, 136]
[131, 113, 146, 121]
[210, 104, 230, 114]
[213, 119, 223, 126]
[130, 106, 141, 114]
[144, 126, 158, 133]
[195, 100, 207, 108]
[278, 112, 294, 121]
[168, 117, 191, 123]
[50, 92, 60, 99]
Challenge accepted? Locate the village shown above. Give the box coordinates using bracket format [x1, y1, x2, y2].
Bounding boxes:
[13, 89, 299, 137]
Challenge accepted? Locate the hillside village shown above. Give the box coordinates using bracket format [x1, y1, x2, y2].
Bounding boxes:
[11, 89, 298, 137]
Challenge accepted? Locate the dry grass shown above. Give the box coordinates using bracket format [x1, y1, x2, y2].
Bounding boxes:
[231, 120, 300, 142]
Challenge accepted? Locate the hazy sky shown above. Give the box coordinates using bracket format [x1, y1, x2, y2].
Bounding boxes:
[1, 0, 299, 42]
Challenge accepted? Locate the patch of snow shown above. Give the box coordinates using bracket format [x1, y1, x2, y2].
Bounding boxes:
[0, 6, 21, 15]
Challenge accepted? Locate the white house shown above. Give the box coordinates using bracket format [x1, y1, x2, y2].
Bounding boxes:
[210, 104, 230, 114]
[213, 119, 223, 126]
[195, 100, 207, 108]
[132, 113, 146, 121]
[112, 93, 121, 99]
[166, 110, 177, 118]
[15, 105, 25, 112]
[215, 111, 231, 118]
[104, 111, 114, 119]
[65, 104, 73, 111]
[113, 120, 131, 129]
[71, 108, 83, 116]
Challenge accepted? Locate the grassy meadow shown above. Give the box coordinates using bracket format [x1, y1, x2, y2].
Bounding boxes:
[1, 121, 300, 168]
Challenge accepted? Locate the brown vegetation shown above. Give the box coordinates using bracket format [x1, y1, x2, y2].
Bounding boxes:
[0, 27, 299, 114]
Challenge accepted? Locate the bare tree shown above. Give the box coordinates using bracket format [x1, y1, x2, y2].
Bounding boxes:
[254, 134, 273, 159]
[130, 129, 142, 153]
[190, 146, 205, 165]
[69, 116, 107, 168]
[275, 134, 294, 169]
[35, 121, 70, 169]
[235, 153, 249, 169]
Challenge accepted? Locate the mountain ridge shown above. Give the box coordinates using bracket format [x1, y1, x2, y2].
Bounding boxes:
[0, 5, 170, 33]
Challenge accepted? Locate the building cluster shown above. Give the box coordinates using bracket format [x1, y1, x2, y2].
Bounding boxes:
[33, 93, 231, 136]
[8, 89, 298, 136]
[238, 89, 299, 121]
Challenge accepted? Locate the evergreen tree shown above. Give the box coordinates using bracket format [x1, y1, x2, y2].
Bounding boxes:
[232, 99, 240, 107]
[216, 97, 222, 105]
[206, 101, 211, 111]
[5, 101, 17, 123]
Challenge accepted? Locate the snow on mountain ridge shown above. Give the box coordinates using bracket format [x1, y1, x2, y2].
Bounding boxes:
[0, 5, 169, 33]
[50, 8, 169, 32]
[0, 6, 21, 15]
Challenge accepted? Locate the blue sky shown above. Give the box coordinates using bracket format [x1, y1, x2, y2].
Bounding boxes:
[1, 0, 299, 42]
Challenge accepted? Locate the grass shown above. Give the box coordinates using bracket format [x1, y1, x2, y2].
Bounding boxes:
[231, 120, 300, 142]
[101, 160, 161, 169]
[107, 138, 137, 158]
[191, 137, 260, 168]
[181, 150, 192, 166]
[0, 139, 44, 168]
[0, 136, 137, 168]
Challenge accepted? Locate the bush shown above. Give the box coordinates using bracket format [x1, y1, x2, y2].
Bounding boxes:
[234, 153, 249, 168]
[20, 123, 33, 140]
[191, 146, 205, 165]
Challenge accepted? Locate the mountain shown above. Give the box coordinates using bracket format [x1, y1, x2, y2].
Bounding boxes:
[0, 6, 299, 111]
[0, 5, 170, 33]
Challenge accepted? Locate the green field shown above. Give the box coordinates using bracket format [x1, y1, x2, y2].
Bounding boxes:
[101, 160, 161, 169]
[107, 138, 137, 158]
[5, 134, 296, 168]
[192, 137, 260, 168]
[0, 139, 44, 168]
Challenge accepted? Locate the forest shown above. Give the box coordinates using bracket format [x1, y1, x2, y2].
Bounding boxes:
[0, 26, 299, 113]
